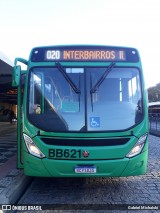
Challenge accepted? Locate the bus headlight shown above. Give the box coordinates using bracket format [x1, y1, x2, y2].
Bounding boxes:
[23, 134, 45, 158]
[126, 133, 148, 158]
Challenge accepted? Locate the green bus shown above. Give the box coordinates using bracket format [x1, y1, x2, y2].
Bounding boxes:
[13, 45, 148, 177]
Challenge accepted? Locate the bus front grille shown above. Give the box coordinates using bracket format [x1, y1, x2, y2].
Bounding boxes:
[40, 137, 130, 146]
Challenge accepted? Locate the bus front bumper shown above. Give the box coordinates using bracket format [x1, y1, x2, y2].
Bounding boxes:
[23, 150, 148, 177]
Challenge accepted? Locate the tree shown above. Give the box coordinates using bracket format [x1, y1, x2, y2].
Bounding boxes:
[148, 83, 160, 102]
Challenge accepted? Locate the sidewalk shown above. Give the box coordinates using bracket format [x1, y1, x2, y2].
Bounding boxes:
[0, 122, 32, 205]
[0, 121, 17, 134]
[0, 122, 17, 167]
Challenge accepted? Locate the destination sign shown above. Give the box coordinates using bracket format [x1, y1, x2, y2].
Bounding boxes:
[45, 49, 126, 61]
[31, 46, 139, 62]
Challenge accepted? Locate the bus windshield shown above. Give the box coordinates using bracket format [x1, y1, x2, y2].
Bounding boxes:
[28, 66, 143, 132]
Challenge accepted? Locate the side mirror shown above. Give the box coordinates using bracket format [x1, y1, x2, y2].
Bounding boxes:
[12, 65, 21, 87]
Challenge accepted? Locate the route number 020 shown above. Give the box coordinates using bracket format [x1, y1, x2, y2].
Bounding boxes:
[46, 50, 60, 60]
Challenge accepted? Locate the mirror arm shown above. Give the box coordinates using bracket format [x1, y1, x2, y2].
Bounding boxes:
[14, 57, 28, 66]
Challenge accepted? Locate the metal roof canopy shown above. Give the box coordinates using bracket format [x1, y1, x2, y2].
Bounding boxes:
[0, 52, 16, 104]
[148, 102, 160, 107]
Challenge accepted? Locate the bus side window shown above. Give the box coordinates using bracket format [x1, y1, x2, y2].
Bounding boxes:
[29, 73, 42, 114]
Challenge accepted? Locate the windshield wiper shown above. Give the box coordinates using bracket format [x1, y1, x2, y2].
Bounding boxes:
[90, 62, 116, 94]
[55, 62, 81, 94]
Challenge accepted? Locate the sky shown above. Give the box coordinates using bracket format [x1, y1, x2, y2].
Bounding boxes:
[0, 0, 160, 88]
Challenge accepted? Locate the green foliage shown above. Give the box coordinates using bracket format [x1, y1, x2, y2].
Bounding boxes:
[148, 83, 160, 102]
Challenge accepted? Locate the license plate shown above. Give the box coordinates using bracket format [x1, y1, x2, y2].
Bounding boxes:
[75, 166, 97, 174]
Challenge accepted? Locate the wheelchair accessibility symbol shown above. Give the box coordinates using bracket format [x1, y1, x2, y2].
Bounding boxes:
[90, 117, 100, 128]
